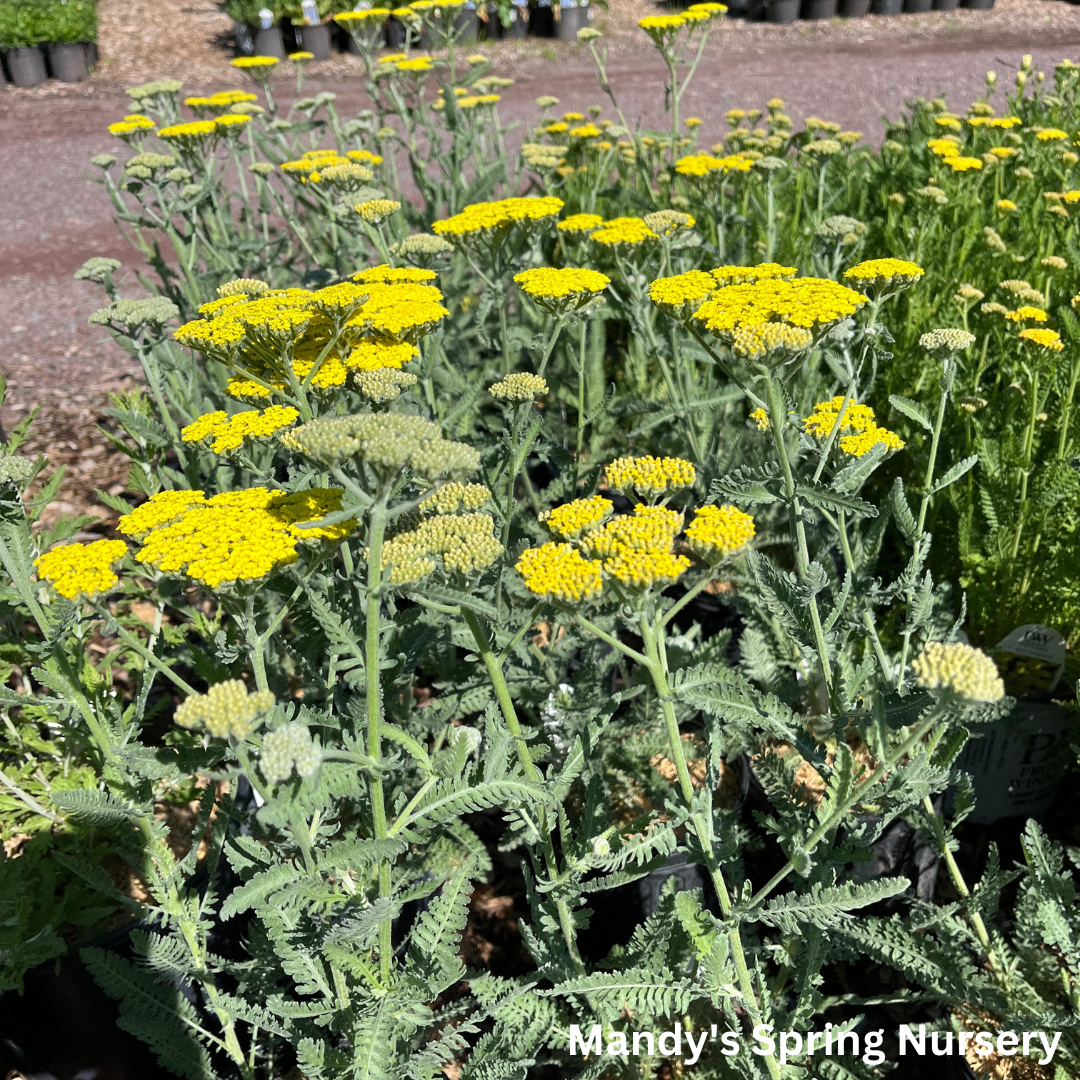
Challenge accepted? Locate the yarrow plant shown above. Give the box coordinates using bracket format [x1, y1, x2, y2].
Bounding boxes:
[4, 39, 1080, 1080]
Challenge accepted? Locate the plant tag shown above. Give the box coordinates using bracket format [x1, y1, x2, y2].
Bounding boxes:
[302, 0, 319, 24]
[259, 6, 274, 27]
[994, 623, 1066, 694]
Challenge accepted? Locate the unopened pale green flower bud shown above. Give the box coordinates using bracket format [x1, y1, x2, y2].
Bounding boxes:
[489, 373, 548, 402]
[174, 680, 276, 739]
[911, 641, 1004, 702]
[261, 724, 320, 784]
[919, 328, 976, 356]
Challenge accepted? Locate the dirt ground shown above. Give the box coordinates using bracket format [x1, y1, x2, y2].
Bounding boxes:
[4, 0, 1080, 514]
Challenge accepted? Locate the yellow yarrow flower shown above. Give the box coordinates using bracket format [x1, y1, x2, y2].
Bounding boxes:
[695, 277, 866, 338]
[432, 196, 564, 239]
[590, 217, 659, 247]
[109, 117, 155, 136]
[731, 322, 813, 361]
[839, 426, 905, 457]
[516, 542, 603, 603]
[711, 263, 797, 285]
[1037, 128, 1068, 141]
[580, 504, 683, 557]
[558, 213, 604, 233]
[181, 405, 299, 454]
[685, 503, 755, 562]
[541, 496, 614, 540]
[1005, 306, 1048, 322]
[605, 456, 695, 498]
[648, 269, 716, 316]
[356, 199, 401, 223]
[996, 199, 1018, 212]
[129, 487, 353, 589]
[1019, 327, 1064, 351]
[232, 56, 279, 68]
[345, 336, 418, 371]
[749, 407, 770, 431]
[843, 259, 924, 290]
[513, 267, 609, 313]
[945, 156, 984, 172]
[34, 539, 128, 600]
[803, 396, 877, 439]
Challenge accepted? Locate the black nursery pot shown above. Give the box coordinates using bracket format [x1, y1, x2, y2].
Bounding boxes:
[933, 0, 959, 9]
[766, 0, 800, 23]
[802, 0, 837, 18]
[528, 0, 556, 36]
[871, 0, 903, 14]
[837, 0, 871, 14]
[6, 45, 47, 86]
[580, 852, 710, 960]
[904, 0, 933, 12]
[295, 22, 332, 58]
[960, 0, 994, 8]
[47, 41, 91, 81]
[556, 1, 592, 37]
[386, 16, 409, 47]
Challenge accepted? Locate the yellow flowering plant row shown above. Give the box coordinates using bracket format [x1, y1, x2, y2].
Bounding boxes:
[4, 34, 1080, 1080]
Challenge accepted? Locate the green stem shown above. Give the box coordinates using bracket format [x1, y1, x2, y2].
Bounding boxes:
[763, 370, 833, 692]
[896, 358, 955, 684]
[365, 493, 394, 981]
[461, 608, 587, 976]
[920, 794, 1000, 972]
[638, 617, 781, 1080]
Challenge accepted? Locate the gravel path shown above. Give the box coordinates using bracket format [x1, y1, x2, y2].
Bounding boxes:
[3, 1, 1080, 513]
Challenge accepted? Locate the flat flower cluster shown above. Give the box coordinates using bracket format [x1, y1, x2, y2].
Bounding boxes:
[117, 488, 353, 589]
[516, 457, 753, 601]
[174, 274, 444, 401]
[803, 397, 905, 457]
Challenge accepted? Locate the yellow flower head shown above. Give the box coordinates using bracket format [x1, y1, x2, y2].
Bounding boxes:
[181, 405, 299, 454]
[356, 199, 401, 223]
[1005, 306, 1048, 323]
[344, 336, 418, 371]
[1037, 128, 1068, 141]
[843, 259, 924, 290]
[945, 156, 984, 172]
[695, 277, 867, 339]
[232, 56, 280, 68]
[128, 487, 353, 589]
[927, 138, 961, 159]
[648, 269, 716, 316]
[516, 542, 603, 603]
[749, 407, 770, 431]
[590, 217, 659, 246]
[109, 117, 156, 136]
[803, 396, 877, 440]
[540, 496, 614, 540]
[558, 213, 604, 233]
[731, 322, 813, 362]
[685, 503, 755, 562]
[1019, 327, 1064, 351]
[838, 426, 905, 457]
[996, 198, 1018, 212]
[432, 196, 564, 240]
[34, 539, 128, 600]
[604, 456, 695, 498]
[157, 120, 219, 147]
[513, 267, 609, 313]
